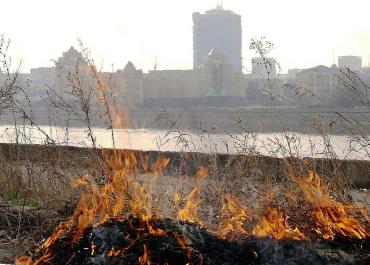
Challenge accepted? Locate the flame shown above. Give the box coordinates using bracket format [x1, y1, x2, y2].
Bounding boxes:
[129, 183, 151, 220]
[296, 172, 370, 239]
[217, 194, 249, 240]
[177, 187, 202, 224]
[71, 175, 90, 188]
[175, 233, 189, 249]
[138, 244, 151, 265]
[152, 154, 170, 175]
[313, 205, 369, 239]
[15, 257, 33, 265]
[195, 166, 208, 183]
[16, 149, 170, 264]
[139, 152, 150, 172]
[15, 142, 370, 265]
[253, 208, 306, 240]
[177, 167, 207, 225]
[174, 232, 193, 260]
[147, 222, 166, 237]
[107, 247, 122, 257]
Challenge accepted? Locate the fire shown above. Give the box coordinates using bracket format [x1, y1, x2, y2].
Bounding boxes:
[253, 208, 305, 240]
[22, 49, 370, 264]
[296, 171, 370, 239]
[177, 187, 203, 224]
[107, 247, 122, 257]
[129, 183, 151, 220]
[195, 166, 208, 183]
[15, 257, 33, 265]
[15, 145, 370, 265]
[16, 149, 170, 265]
[174, 232, 193, 260]
[138, 244, 151, 265]
[177, 167, 208, 225]
[217, 195, 305, 240]
[139, 152, 150, 172]
[71, 175, 89, 188]
[215, 170, 367, 241]
[152, 154, 170, 174]
[313, 205, 369, 239]
[217, 194, 249, 240]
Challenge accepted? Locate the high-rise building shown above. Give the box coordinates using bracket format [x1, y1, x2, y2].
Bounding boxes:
[192, 6, 242, 72]
[338, 56, 362, 72]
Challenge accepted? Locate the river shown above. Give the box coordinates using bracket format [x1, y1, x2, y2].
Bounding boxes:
[0, 125, 369, 160]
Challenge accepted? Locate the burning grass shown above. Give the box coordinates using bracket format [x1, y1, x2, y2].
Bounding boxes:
[14, 149, 370, 265]
[15, 216, 370, 265]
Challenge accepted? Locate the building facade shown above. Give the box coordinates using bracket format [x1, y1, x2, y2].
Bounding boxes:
[251, 57, 277, 79]
[55, 46, 90, 100]
[296, 65, 338, 103]
[338, 56, 362, 72]
[142, 50, 246, 101]
[193, 6, 242, 72]
[114, 62, 144, 108]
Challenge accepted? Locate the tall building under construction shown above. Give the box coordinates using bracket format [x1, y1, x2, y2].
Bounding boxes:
[192, 6, 242, 72]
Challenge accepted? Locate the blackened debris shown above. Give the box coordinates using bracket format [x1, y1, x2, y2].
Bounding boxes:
[25, 216, 370, 265]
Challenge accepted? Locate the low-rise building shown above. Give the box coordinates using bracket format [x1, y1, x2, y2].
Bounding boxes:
[251, 57, 277, 79]
[29, 67, 56, 100]
[338, 56, 362, 72]
[142, 49, 246, 101]
[296, 65, 338, 104]
[54, 46, 90, 101]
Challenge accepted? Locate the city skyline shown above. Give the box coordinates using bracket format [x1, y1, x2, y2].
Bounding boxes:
[1, 0, 370, 73]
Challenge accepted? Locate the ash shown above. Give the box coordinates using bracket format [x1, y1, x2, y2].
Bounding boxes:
[28, 216, 369, 265]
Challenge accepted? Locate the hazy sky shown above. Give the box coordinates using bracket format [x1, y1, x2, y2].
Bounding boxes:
[1, 0, 370, 73]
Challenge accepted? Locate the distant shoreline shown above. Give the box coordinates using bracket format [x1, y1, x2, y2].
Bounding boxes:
[1, 105, 370, 135]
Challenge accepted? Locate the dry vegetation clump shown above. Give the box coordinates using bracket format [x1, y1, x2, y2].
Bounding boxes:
[0, 144, 104, 262]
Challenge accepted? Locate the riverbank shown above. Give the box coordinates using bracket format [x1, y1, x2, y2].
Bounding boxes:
[1, 143, 369, 188]
[0, 143, 369, 262]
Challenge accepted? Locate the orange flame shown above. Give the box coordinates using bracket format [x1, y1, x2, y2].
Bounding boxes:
[71, 175, 90, 188]
[296, 172, 370, 239]
[139, 152, 150, 173]
[15, 147, 370, 265]
[177, 167, 207, 225]
[152, 154, 170, 175]
[16, 149, 171, 264]
[253, 208, 306, 240]
[15, 256, 33, 265]
[195, 166, 208, 183]
[217, 194, 249, 240]
[138, 244, 151, 265]
[174, 232, 193, 260]
[177, 187, 202, 224]
[107, 247, 122, 257]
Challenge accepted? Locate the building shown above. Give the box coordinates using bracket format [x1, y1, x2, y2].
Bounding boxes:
[193, 6, 242, 72]
[28, 67, 56, 100]
[142, 50, 246, 102]
[245, 57, 284, 102]
[360, 67, 370, 83]
[143, 69, 202, 99]
[202, 49, 245, 96]
[114, 62, 144, 108]
[338, 56, 362, 72]
[287, 68, 303, 79]
[251, 57, 277, 79]
[296, 65, 338, 104]
[55, 46, 90, 100]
